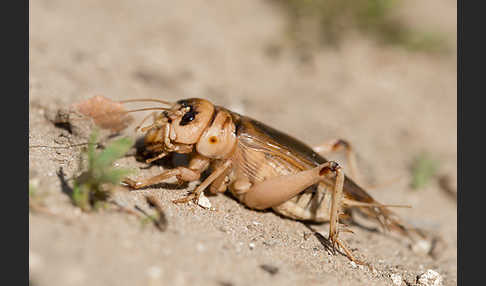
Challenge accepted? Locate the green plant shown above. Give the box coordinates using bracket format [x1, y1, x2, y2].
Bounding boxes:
[140, 214, 160, 227]
[29, 179, 46, 205]
[72, 131, 134, 211]
[275, 0, 447, 53]
[411, 152, 439, 190]
[29, 183, 36, 198]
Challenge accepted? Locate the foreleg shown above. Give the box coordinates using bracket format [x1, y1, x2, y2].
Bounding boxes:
[123, 154, 210, 189]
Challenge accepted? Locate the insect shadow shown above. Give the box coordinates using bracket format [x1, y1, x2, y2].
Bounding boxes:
[303, 223, 346, 256]
[57, 167, 74, 199]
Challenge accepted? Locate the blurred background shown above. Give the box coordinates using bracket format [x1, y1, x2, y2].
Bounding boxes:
[30, 0, 457, 285]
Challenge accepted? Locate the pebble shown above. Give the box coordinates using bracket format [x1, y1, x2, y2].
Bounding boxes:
[391, 273, 402, 285]
[197, 193, 212, 209]
[411, 239, 432, 255]
[249, 242, 255, 250]
[417, 269, 443, 286]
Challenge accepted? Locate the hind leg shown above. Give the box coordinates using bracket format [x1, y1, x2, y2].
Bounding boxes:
[234, 161, 363, 263]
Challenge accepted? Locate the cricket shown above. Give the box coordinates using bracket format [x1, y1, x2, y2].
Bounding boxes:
[104, 97, 423, 264]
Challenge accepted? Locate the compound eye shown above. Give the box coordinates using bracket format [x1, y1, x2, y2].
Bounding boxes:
[179, 108, 198, 126]
[171, 98, 215, 145]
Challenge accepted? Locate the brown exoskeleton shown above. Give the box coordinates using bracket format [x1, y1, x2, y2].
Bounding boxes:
[120, 97, 420, 263]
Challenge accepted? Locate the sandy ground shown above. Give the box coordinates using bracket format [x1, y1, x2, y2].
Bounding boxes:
[29, 0, 457, 285]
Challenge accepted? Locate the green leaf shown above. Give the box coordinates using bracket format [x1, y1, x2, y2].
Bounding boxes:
[72, 183, 91, 211]
[276, 0, 447, 53]
[411, 153, 439, 190]
[71, 130, 134, 212]
[95, 137, 134, 169]
[98, 167, 134, 185]
[29, 183, 36, 198]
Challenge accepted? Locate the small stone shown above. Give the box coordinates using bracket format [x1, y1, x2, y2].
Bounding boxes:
[412, 239, 432, 255]
[417, 269, 443, 286]
[249, 242, 255, 250]
[197, 192, 212, 209]
[349, 261, 357, 269]
[391, 273, 403, 285]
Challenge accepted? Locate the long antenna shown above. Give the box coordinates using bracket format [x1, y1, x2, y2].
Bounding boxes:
[119, 98, 173, 105]
[126, 107, 172, 113]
